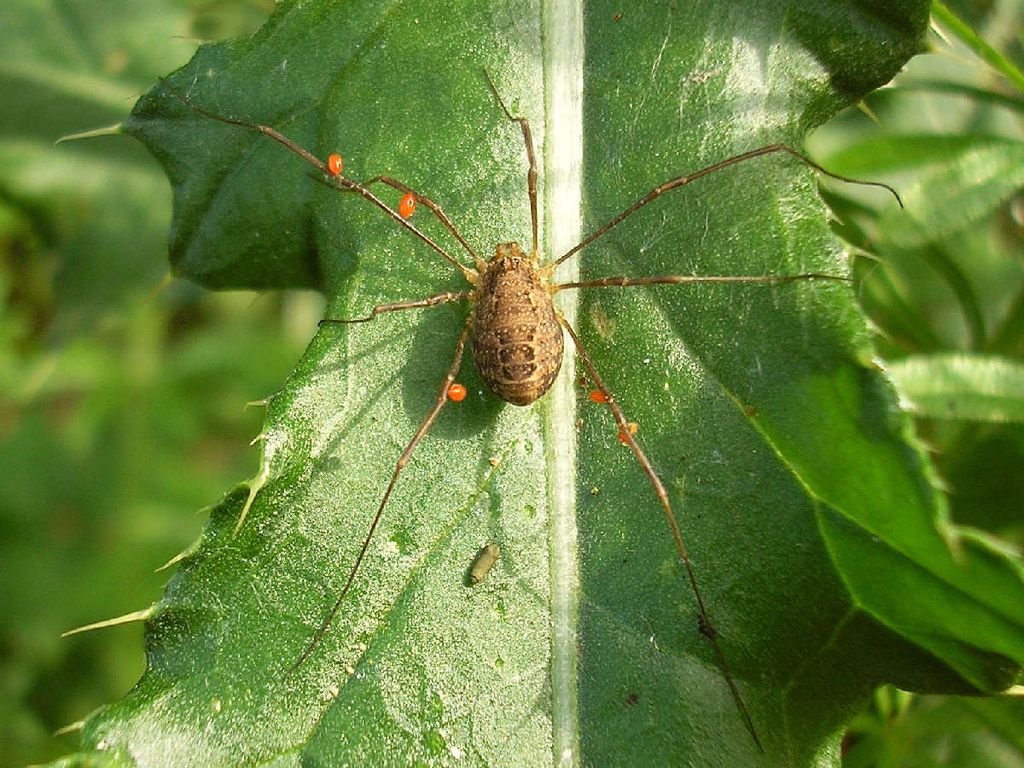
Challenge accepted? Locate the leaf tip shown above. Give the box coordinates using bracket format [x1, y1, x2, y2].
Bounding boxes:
[56, 123, 125, 145]
[61, 606, 154, 638]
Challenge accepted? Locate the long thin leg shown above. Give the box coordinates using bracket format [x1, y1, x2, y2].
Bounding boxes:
[559, 315, 763, 751]
[484, 71, 539, 257]
[359, 175, 485, 271]
[287, 319, 473, 676]
[551, 144, 903, 271]
[554, 272, 847, 292]
[319, 290, 471, 324]
[161, 80, 476, 281]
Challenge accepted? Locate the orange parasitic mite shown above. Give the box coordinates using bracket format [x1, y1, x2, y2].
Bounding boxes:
[447, 383, 467, 402]
[399, 191, 416, 218]
[618, 422, 639, 444]
[589, 389, 609, 404]
[326, 152, 344, 177]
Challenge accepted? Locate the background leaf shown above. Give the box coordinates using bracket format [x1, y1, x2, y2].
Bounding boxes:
[809, 1, 1024, 763]
[886, 353, 1024, 423]
[0, 1, 305, 766]
[33, 0, 1023, 766]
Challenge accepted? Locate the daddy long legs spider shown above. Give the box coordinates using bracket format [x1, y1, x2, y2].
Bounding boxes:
[164, 74, 900, 749]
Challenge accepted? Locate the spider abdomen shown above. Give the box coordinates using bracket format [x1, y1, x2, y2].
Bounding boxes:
[471, 243, 563, 406]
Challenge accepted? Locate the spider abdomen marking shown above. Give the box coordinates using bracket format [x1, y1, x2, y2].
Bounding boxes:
[471, 242, 563, 406]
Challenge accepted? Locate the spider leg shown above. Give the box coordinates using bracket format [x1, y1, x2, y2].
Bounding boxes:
[162, 79, 476, 280]
[554, 273, 847, 291]
[551, 143, 901, 270]
[319, 291, 471, 324]
[359, 176, 485, 271]
[558, 313, 762, 752]
[287, 317, 472, 676]
[484, 71, 539, 257]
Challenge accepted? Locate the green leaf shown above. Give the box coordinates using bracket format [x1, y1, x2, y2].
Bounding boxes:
[931, 0, 1024, 95]
[810, 89, 1024, 357]
[845, 688, 1024, 768]
[874, 140, 1024, 251]
[60, 1, 1024, 766]
[886, 353, 1024, 422]
[0, 0, 194, 322]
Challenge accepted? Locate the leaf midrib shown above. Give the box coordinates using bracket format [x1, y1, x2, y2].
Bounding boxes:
[542, 2, 585, 765]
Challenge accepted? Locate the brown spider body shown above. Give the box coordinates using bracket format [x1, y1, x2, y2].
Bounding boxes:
[470, 242, 563, 406]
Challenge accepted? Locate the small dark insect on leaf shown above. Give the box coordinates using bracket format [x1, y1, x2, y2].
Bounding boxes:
[467, 543, 501, 585]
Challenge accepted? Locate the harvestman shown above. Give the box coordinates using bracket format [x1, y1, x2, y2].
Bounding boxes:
[166, 76, 899, 748]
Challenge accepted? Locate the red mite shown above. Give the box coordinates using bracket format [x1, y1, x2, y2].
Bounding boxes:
[618, 422, 639, 445]
[399, 191, 416, 219]
[447, 383, 467, 402]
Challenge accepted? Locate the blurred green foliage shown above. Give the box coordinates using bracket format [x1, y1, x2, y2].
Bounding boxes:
[0, 2, 304, 766]
[808, 1, 1024, 764]
[0, 0, 1020, 765]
